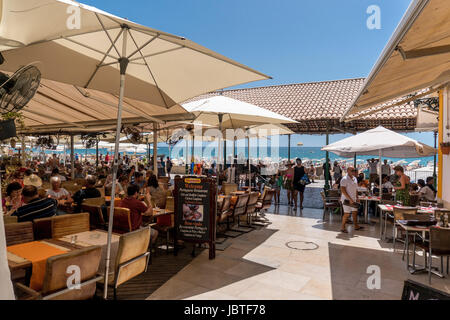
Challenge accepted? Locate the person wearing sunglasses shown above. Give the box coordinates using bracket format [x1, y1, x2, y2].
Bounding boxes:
[340, 167, 363, 233]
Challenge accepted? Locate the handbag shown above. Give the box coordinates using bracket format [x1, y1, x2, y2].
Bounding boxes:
[300, 174, 311, 186]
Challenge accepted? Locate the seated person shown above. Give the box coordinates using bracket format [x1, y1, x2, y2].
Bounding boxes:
[418, 177, 437, 202]
[73, 175, 101, 212]
[3, 182, 23, 215]
[147, 174, 167, 208]
[381, 174, 394, 192]
[47, 176, 73, 214]
[357, 173, 369, 189]
[134, 172, 146, 191]
[51, 167, 67, 182]
[119, 184, 158, 243]
[10, 186, 57, 222]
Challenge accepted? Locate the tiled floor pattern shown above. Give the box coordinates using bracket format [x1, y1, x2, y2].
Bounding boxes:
[147, 205, 450, 300]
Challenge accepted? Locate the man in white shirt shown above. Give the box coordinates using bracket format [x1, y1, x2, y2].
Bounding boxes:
[340, 167, 363, 233]
[381, 174, 394, 191]
[381, 159, 391, 176]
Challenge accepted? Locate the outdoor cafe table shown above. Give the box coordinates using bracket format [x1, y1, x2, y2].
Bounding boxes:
[358, 196, 381, 225]
[378, 204, 440, 240]
[7, 239, 81, 290]
[58, 229, 121, 273]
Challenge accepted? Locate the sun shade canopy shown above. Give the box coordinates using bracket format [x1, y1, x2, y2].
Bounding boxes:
[182, 96, 297, 130]
[19, 79, 194, 134]
[342, 0, 450, 120]
[0, 0, 270, 110]
[322, 126, 437, 158]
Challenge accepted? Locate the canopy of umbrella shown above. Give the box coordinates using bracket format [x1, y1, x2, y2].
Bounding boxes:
[0, 0, 270, 299]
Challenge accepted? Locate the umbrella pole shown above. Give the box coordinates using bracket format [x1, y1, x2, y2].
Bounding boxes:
[288, 134, 291, 162]
[154, 123, 158, 178]
[248, 135, 251, 189]
[104, 29, 129, 300]
[217, 114, 223, 214]
[96, 139, 99, 168]
[433, 130, 437, 188]
[70, 135, 75, 180]
[325, 131, 330, 190]
[379, 149, 383, 203]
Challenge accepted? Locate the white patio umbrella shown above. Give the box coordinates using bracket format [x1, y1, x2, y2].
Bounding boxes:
[322, 126, 436, 158]
[183, 96, 296, 189]
[0, 0, 270, 299]
[322, 126, 437, 206]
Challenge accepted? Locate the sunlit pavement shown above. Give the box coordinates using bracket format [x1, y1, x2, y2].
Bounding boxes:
[147, 205, 450, 300]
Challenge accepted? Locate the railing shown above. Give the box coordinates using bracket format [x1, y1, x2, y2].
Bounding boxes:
[405, 170, 435, 183]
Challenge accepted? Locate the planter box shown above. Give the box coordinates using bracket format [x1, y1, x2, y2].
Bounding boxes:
[441, 143, 450, 155]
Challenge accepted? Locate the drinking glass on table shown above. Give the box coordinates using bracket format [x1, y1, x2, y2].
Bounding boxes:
[71, 235, 78, 244]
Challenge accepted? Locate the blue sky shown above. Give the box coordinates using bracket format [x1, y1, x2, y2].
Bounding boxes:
[83, 0, 434, 147]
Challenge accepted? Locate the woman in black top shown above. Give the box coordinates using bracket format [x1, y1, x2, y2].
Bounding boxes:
[292, 158, 306, 210]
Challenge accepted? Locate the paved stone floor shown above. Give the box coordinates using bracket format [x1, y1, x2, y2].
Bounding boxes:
[147, 205, 450, 300]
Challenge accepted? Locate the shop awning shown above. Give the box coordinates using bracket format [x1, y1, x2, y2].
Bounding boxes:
[342, 0, 450, 121]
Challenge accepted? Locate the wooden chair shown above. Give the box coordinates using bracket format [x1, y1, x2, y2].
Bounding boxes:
[82, 198, 107, 230]
[243, 192, 260, 227]
[321, 191, 341, 221]
[99, 228, 151, 299]
[109, 207, 132, 234]
[409, 194, 420, 207]
[423, 227, 450, 284]
[5, 222, 34, 246]
[255, 189, 274, 224]
[154, 213, 175, 254]
[381, 193, 393, 201]
[222, 183, 238, 195]
[392, 207, 418, 254]
[15, 246, 102, 300]
[33, 217, 53, 241]
[51, 213, 90, 238]
[96, 187, 105, 198]
[326, 189, 340, 198]
[3, 215, 18, 225]
[217, 196, 232, 230]
[62, 182, 82, 195]
[227, 193, 250, 236]
[165, 196, 174, 211]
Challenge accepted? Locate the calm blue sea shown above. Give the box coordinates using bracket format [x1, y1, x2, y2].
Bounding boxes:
[38, 146, 435, 166]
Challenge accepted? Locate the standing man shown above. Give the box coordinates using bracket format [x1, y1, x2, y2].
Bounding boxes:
[323, 159, 332, 185]
[166, 157, 173, 177]
[367, 158, 379, 183]
[292, 158, 306, 210]
[340, 167, 363, 233]
[284, 162, 295, 206]
[381, 159, 391, 177]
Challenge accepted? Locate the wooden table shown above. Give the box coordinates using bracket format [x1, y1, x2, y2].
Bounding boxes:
[58, 229, 121, 273]
[7, 239, 83, 287]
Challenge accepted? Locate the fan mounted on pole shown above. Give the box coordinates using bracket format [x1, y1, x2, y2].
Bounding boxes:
[122, 126, 143, 144]
[0, 59, 41, 140]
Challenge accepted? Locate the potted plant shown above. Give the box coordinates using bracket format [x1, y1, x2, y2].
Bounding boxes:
[441, 142, 450, 155]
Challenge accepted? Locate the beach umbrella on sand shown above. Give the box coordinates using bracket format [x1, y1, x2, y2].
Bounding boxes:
[0, 0, 270, 299]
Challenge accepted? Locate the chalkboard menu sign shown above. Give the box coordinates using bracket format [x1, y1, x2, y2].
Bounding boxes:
[174, 176, 216, 259]
[402, 280, 450, 300]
